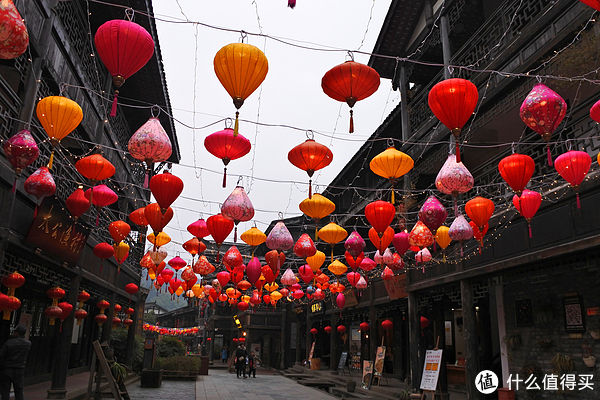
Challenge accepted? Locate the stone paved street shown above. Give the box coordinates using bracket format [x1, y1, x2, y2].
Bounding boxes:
[196, 369, 335, 400]
[128, 379, 196, 400]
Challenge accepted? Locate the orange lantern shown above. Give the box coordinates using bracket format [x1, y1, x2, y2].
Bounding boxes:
[370, 147, 414, 204]
[327, 260, 347, 276]
[306, 250, 326, 273]
[147, 232, 171, 248]
[113, 242, 130, 268]
[240, 226, 266, 256]
[299, 193, 335, 239]
[318, 222, 348, 261]
[465, 197, 495, 232]
[129, 207, 148, 226]
[144, 203, 174, 236]
[75, 154, 115, 183]
[435, 226, 451, 262]
[368, 226, 394, 253]
[109, 220, 131, 243]
[214, 42, 268, 135]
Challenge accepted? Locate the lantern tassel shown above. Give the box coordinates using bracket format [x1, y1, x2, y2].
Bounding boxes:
[143, 171, 149, 188]
[11, 176, 17, 193]
[3, 311, 10, 320]
[308, 179, 312, 199]
[528, 222, 532, 238]
[234, 111, 239, 136]
[391, 188, 395, 205]
[460, 242, 464, 257]
[33, 203, 38, 218]
[315, 226, 318, 241]
[223, 167, 227, 188]
[349, 109, 354, 133]
[576, 192, 581, 209]
[234, 226, 238, 243]
[546, 144, 552, 166]
[48, 150, 54, 170]
[110, 90, 119, 117]
[453, 196, 458, 216]
[455, 141, 461, 163]
[443, 253, 446, 263]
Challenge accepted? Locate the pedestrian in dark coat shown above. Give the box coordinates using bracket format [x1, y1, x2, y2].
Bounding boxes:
[0, 326, 31, 400]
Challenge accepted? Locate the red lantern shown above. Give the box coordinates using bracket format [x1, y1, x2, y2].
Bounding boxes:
[337, 325, 346, 334]
[420, 316, 429, 329]
[123, 318, 134, 327]
[322, 60, 380, 133]
[58, 301, 73, 322]
[112, 317, 122, 327]
[125, 307, 134, 315]
[47, 287, 65, 305]
[324, 325, 332, 334]
[365, 200, 395, 236]
[513, 190, 542, 238]
[428, 78, 478, 163]
[74, 309, 88, 325]
[125, 283, 139, 295]
[590, 98, 600, 122]
[498, 153, 535, 195]
[24, 166, 55, 217]
[66, 187, 90, 220]
[207, 214, 234, 261]
[368, 226, 394, 253]
[93, 242, 114, 271]
[168, 256, 187, 271]
[287, 138, 333, 198]
[84, 184, 117, 207]
[188, 219, 210, 239]
[381, 319, 393, 331]
[0, 0, 28, 59]
[310, 328, 318, 335]
[554, 150, 591, 209]
[95, 314, 108, 326]
[144, 203, 174, 235]
[77, 290, 90, 308]
[469, 221, 489, 254]
[75, 154, 115, 182]
[2, 272, 24, 296]
[237, 301, 249, 312]
[129, 207, 148, 226]
[464, 197, 495, 231]
[0, 294, 20, 320]
[109, 220, 131, 243]
[94, 19, 155, 116]
[580, 0, 600, 11]
[149, 171, 184, 213]
[359, 322, 369, 332]
[45, 305, 62, 326]
[204, 128, 251, 187]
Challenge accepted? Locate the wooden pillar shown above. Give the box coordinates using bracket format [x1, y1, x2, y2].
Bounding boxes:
[125, 295, 143, 367]
[280, 305, 287, 369]
[408, 290, 421, 391]
[329, 313, 338, 370]
[368, 285, 377, 360]
[305, 305, 311, 361]
[47, 273, 81, 399]
[100, 293, 116, 343]
[295, 317, 302, 364]
[494, 278, 509, 387]
[434, 299, 449, 400]
[461, 280, 481, 400]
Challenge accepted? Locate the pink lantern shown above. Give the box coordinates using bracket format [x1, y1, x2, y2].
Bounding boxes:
[281, 268, 296, 286]
[3, 130, 39, 190]
[435, 154, 474, 215]
[266, 221, 294, 251]
[415, 247, 432, 264]
[24, 166, 55, 217]
[128, 117, 173, 187]
[344, 231, 365, 257]
[382, 248, 394, 265]
[355, 276, 368, 290]
[222, 186, 255, 242]
[448, 215, 473, 257]
[168, 256, 187, 271]
[346, 271, 361, 287]
[392, 232, 410, 255]
[359, 257, 376, 272]
[84, 184, 117, 207]
[246, 257, 261, 284]
[381, 266, 394, 280]
[409, 221, 434, 248]
[418, 196, 447, 234]
[293, 233, 317, 259]
[336, 293, 345, 309]
[520, 84, 567, 166]
[374, 250, 383, 265]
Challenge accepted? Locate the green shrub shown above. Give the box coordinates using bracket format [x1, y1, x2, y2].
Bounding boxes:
[156, 356, 200, 372]
[109, 328, 144, 373]
[156, 336, 186, 358]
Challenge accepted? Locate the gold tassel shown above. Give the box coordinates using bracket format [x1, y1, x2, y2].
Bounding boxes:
[330, 247, 333, 262]
[234, 111, 239, 136]
[48, 150, 54, 169]
[391, 188, 395, 205]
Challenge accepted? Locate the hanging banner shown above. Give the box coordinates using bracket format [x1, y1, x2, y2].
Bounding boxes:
[308, 341, 316, 366]
[420, 349, 443, 391]
[384, 274, 407, 300]
[362, 360, 373, 389]
[374, 346, 386, 376]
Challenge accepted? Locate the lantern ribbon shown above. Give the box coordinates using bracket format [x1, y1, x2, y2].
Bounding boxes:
[546, 144, 552, 167]
[110, 90, 119, 117]
[349, 109, 354, 133]
[222, 167, 227, 188]
[48, 150, 55, 170]
[234, 111, 239, 136]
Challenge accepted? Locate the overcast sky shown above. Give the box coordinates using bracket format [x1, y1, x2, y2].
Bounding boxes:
[150, 0, 398, 261]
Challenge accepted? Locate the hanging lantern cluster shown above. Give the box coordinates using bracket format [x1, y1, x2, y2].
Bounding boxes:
[0, 272, 24, 320]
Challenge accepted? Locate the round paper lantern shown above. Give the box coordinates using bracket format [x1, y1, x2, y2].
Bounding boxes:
[128, 117, 173, 186]
[188, 218, 209, 239]
[75, 154, 115, 182]
[520, 84, 567, 165]
[57, 301, 73, 322]
[45, 305, 62, 326]
[392, 232, 410, 256]
[299, 193, 335, 239]
[214, 42, 268, 135]
[435, 154, 474, 214]
[237, 301, 249, 312]
[322, 60, 380, 133]
[1, 272, 24, 297]
[66, 187, 90, 220]
[294, 233, 317, 259]
[47, 287, 65, 305]
[144, 203, 174, 235]
[428, 78, 478, 162]
[207, 213, 234, 260]
[370, 147, 414, 203]
[3, 129, 39, 178]
[95, 314, 108, 326]
[498, 153, 535, 195]
[418, 196, 447, 234]
[266, 221, 294, 251]
[288, 138, 333, 197]
[344, 231, 366, 258]
[109, 220, 131, 243]
[337, 324, 347, 334]
[94, 19, 155, 116]
[513, 189, 542, 238]
[306, 250, 326, 273]
[93, 242, 114, 270]
[150, 172, 183, 213]
[222, 185, 255, 241]
[24, 166, 55, 216]
[409, 221, 434, 248]
[318, 222, 348, 260]
[36, 96, 83, 169]
[465, 197, 495, 231]
[160, 268, 174, 283]
[125, 283, 138, 295]
[359, 322, 369, 332]
[324, 326, 332, 334]
[368, 226, 394, 253]
[310, 328, 318, 335]
[74, 309, 88, 325]
[204, 128, 251, 187]
[554, 150, 591, 209]
[123, 318, 133, 327]
[0, 1, 28, 59]
[448, 215, 473, 257]
[381, 319, 393, 331]
[365, 200, 395, 236]
[240, 227, 266, 256]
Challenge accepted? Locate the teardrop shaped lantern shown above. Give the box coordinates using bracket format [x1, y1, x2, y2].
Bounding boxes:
[318, 222, 348, 261]
[299, 193, 335, 239]
[428, 78, 478, 163]
[240, 226, 266, 256]
[448, 215, 473, 257]
[368, 226, 394, 254]
[554, 150, 591, 209]
[288, 136, 333, 198]
[94, 18, 155, 116]
[222, 185, 255, 242]
[204, 127, 251, 187]
[520, 84, 567, 166]
[369, 147, 414, 203]
[128, 117, 173, 187]
[150, 171, 184, 214]
[435, 226, 452, 262]
[365, 200, 395, 236]
[3, 129, 38, 190]
[498, 153, 535, 195]
[408, 221, 434, 248]
[513, 189, 542, 238]
[293, 233, 317, 259]
[435, 154, 474, 215]
[266, 221, 294, 251]
[214, 42, 268, 135]
[465, 196, 495, 232]
[322, 60, 380, 133]
[129, 207, 148, 227]
[36, 96, 83, 169]
[24, 166, 55, 217]
[418, 196, 447, 235]
[144, 203, 174, 235]
[206, 213, 234, 261]
[0, 0, 28, 59]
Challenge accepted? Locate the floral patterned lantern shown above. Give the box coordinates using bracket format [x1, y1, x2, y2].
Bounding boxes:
[513, 189, 542, 238]
[204, 127, 251, 187]
[3, 129, 38, 190]
[222, 185, 255, 241]
[370, 146, 414, 203]
[288, 137, 333, 197]
[418, 196, 447, 235]
[24, 166, 55, 217]
[435, 154, 474, 215]
[554, 150, 591, 209]
[223, 246, 243, 272]
[448, 215, 473, 257]
[344, 231, 365, 258]
[0, 0, 28, 59]
[415, 248, 432, 268]
[428, 78, 478, 163]
[94, 19, 155, 116]
[409, 221, 434, 248]
[520, 84, 567, 165]
[299, 193, 335, 239]
[128, 117, 173, 187]
[183, 237, 204, 260]
[266, 221, 294, 251]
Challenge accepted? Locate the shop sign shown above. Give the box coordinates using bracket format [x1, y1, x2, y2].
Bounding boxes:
[362, 360, 373, 389]
[384, 274, 407, 300]
[374, 346, 386, 377]
[310, 301, 324, 314]
[26, 198, 89, 265]
[420, 349, 443, 391]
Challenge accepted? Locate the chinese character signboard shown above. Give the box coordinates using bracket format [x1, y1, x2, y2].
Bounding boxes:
[310, 301, 324, 314]
[384, 274, 407, 300]
[420, 349, 443, 391]
[563, 295, 585, 333]
[374, 346, 386, 377]
[26, 198, 89, 265]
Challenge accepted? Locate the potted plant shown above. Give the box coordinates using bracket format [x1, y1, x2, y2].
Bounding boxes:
[551, 353, 574, 375]
[582, 342, 596, 368]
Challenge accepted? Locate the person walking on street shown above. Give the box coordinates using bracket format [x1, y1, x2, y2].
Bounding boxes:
[221, 347, 228, 364]
[0, 325, 31, 400]
[248, 352, 260, 378]
[235, 345, 247, 378]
